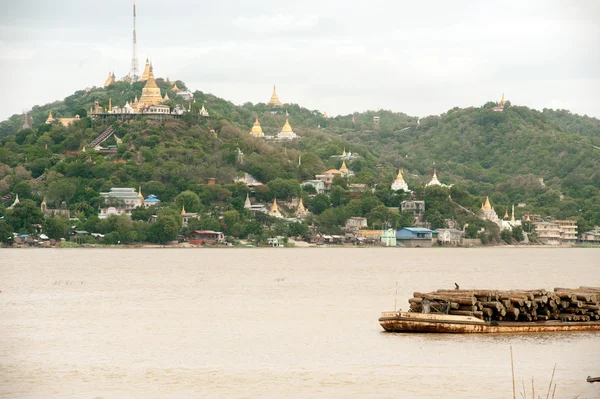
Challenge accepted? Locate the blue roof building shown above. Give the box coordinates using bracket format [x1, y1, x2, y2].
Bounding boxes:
[144, 194, 161, 208]
[396, 227, 434, 247]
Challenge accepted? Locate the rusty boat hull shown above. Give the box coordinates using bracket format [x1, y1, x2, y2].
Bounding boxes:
[379, 312, 600, 334]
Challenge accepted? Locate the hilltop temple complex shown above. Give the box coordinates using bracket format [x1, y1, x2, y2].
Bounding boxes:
[492, 93, 506, 112]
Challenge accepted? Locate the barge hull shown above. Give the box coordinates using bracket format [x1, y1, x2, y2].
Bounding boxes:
[379, 316, 600, 334]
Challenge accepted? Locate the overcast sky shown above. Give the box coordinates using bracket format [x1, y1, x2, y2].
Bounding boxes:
[1, 0, 599, 121]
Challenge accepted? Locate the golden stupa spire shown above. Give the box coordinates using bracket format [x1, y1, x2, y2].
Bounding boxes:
[268, 85, 282, 106]
[526, 214, 531, 222]
[342, 148, 347, 157]
[281, 117, 293, 133]
[323, 112, 328, 119]
[340, 160, 349, 172]
[271, 198, 279, 213]
[104, 71, 115, 88]
[250, 116, 264, 137]
[482, 196, 492, 211]
[500, 93, 505, 107]
[138, 186, 143, 199]
[45, 112, 54, 124]
[163, 92, 170, 101]
[181, 205, 186, 215]
[171, 82, 181, 92]
[396, 168, 404, 181]
[140, 58, 151, 81]
[503, 209, 509, 219]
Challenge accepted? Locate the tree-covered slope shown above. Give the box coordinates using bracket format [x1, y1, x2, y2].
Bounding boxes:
[1, 81, 599, 232]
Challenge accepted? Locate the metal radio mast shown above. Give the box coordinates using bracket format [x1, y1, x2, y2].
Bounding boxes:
[129, 0, 139, 82]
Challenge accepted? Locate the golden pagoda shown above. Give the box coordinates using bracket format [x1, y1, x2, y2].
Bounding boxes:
[163, 92, 170, 101]
[45, 112, 55, 124]
[268, 85, 282, 106]
[342, 148, 347, 157]
[250, 117, 264, 137]
[269, 198, 282, 218]
[137, 65, 163, 108]
[181, 205, 186, 215]
[482, 196, 492, 211]
[340, 160, 349, 174]
[281, 117, 293, 133]
[171, 82, 181, 92]
[500, 93, 505, 107]
[140, 58, 151, 81]
[526, 214, 531, 222]
[295, 197, 308, 218]
[104, 71, 115, 88]
[138, 186, 144, 200]
[504, 209, 509, 219]
[323, 112, 329, 119]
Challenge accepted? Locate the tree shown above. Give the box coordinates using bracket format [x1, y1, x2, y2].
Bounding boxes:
[222, 210, 240, 234]
[267, 178, 300, 201]
[175, 190, 202, 213]
[0, 220, 12, 243]
[5, 199, 43, 234]
[148, 211, 181, 244]
[47, 179, 77, 207]
[367, 205, 392, 229]
[43, 216, 71, 240]
[330, 186, 349, 207]
[310, 194, 330, 214]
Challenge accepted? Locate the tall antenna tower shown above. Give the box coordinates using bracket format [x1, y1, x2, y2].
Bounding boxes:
[129, 0, 139, 82]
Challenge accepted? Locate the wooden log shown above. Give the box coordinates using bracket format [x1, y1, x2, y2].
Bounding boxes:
[582, 304, 600, 311]
[413, 293, 476, 305]
[449, 310, 483, 318]
[481, 308, 493, 317]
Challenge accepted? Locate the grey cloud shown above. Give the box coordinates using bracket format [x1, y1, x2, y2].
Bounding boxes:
[1, 0, 599, 121]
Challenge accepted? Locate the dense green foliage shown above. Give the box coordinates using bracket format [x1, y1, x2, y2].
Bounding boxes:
[1, 79, 599, 244]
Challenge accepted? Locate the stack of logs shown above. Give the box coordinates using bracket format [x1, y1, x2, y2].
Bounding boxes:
[409, 287, 600, 322]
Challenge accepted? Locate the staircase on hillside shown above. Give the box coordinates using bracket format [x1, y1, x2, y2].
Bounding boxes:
[89, 125, 115, 148]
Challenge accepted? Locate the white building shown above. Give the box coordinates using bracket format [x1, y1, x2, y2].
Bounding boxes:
[426, 169, 452, 188]
[391, 169, 411, 192]
[277, 117, 297, 140]
[99, 207, 132, 219]
[100, 188, 143, 209]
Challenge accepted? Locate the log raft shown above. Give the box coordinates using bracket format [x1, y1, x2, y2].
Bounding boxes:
[380, 287, 600, 334]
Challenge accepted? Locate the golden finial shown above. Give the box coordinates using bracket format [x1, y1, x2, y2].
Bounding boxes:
[271, 198, 279, 213]
[504, 209, 509, 219]
[396, 168, 404, 180]
[482, 196, 492, 211]
[181, 205, 186, 215]
[138, 186, 143, 199]
[340, 160, 348, 172]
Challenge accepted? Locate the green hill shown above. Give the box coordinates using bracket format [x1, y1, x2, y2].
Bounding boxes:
[0, 79, 599, 243]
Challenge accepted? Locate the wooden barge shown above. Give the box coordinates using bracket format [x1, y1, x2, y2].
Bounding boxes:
[381, 286, 600, 333]
[379, 311, 600, 334]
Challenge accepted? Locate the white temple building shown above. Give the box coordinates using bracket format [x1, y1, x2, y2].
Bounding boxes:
[391, 169, 411, 193]
[426, 169, 452, 188]
[501, 204, 522, 231]
[277, 117, 297, 140]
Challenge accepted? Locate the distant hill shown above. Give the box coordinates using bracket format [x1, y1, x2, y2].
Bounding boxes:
[1, 80, 599, 231]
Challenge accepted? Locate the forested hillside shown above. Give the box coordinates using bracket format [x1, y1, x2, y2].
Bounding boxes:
[1, 80, 599, 242]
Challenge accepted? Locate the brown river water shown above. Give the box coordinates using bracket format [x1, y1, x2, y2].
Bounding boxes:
[1, 248, 599, 398]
